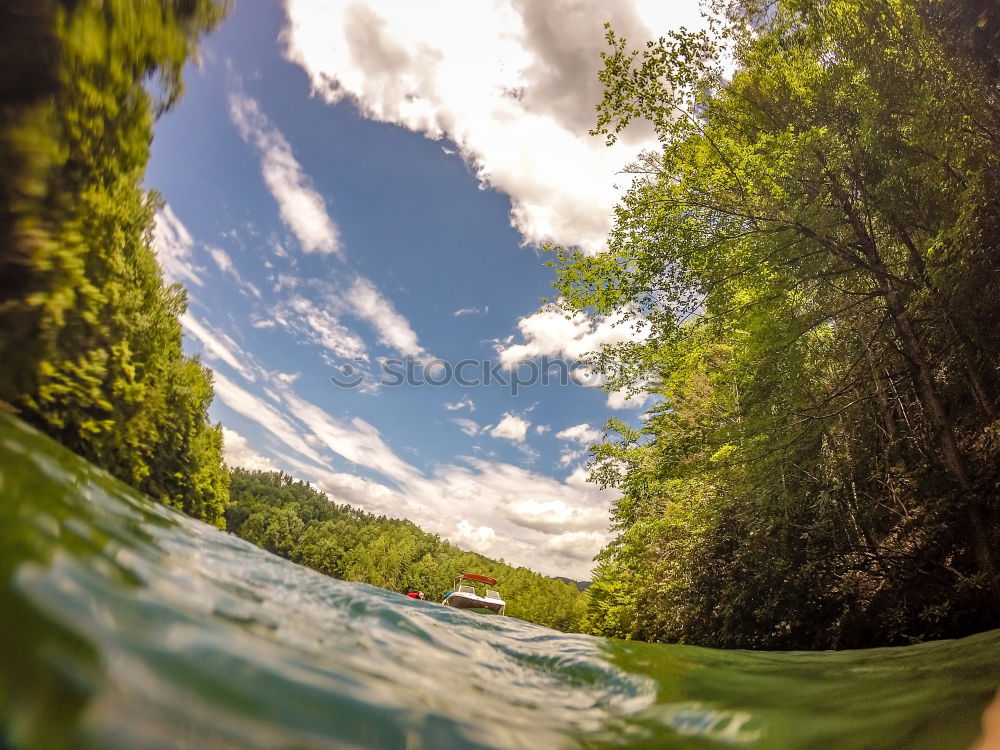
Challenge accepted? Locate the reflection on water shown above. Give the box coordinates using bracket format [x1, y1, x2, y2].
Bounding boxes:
[1, 412, 997, 749]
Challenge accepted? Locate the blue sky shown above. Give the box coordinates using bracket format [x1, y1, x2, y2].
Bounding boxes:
[147, 0, 703, 579]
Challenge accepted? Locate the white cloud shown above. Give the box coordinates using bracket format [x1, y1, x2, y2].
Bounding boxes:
[452, 418, 482, 436]
[489, 413, 530, 443]
[606, 387, 650, 411]
[275, 295, 369, 361]
[558, 448, 585, 467]
[500, 497, 606, 535]
[543, 530, 607, 562]
[452, 520, 500, 556]
[281, 0, 706, 253]
[208, 246, 234, 275]
[312, 470, 401, 514]
[278, 388, 421, 486]
[153, 205, 204, 288]
[272, 274, 300, 293]
[453, 306, 488, 317]
[444, 395, 475, 412]
[270, 272, 431, 367]
[534, 424, 550, 435]
[180, 312, 257, 382]
[412, 457, 615, 577]
[517, 443, 540, 466]
[208, 245, 262, 298]
[556, 423, 602, 445]
[211, 371, 329, 469]
[229, 93, 342, 255]
[497, 303, 652, 409]
[343, 277, 427, 360]
[222, 427, 278, 471]
[497, 303, 648, 367]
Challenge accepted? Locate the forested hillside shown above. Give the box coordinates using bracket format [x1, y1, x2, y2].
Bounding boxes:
[0, 0, 231, 525]
[226, 469, 587, 630]
[554, 0, 1000, 649]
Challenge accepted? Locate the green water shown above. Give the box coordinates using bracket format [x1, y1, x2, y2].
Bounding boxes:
[1, 413, 996, 750]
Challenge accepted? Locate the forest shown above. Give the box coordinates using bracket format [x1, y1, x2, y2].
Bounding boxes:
[2, 0, 998, 649]
[553, 0, 1000, 648]
[227, 469, 586, 630]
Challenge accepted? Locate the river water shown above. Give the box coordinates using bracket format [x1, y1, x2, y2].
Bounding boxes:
[1, 412, 997, 749]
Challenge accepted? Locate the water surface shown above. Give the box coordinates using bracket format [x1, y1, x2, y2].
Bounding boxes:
[1, 413, 996, 749]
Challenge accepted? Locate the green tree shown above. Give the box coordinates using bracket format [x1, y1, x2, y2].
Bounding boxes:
[0, 0, 230, 525]
[554, 0, 1000, 648]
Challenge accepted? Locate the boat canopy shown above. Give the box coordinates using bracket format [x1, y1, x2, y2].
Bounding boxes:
[455, 573, 497, 585]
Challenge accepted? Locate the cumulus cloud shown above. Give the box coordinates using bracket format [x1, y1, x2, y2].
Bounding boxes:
[229, 93, 342, 255]
[281, 0, 706, 253]
[543, 530, 607, 561]
[606, 387, 650, 410]
[499, 497, 606, 535]
[497, 303, 651, 409]
[489, 413, 530, 443]
[452, 520, 500, 555]
[413, 457, 615, 577]
[153, 205, 204, 288]
[498, 303, 648, 367]
[558, 448, 586, 467]
[556, 423, 602, 445]
[222, 427, 278, 471]
[312, 469, 401, 514]
[555, 426, 599, 466]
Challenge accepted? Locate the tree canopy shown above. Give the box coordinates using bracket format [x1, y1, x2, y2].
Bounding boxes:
[554, 0, 1000, 648]
[0, 0, 230, 525]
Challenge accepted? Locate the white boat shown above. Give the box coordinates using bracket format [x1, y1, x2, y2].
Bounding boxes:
[442, 573, 506, 615]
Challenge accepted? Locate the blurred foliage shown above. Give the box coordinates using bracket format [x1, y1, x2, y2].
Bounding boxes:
[0, 0, 230, 525]
[227, 469, 589, 631]
[553, 0, 1000, 648]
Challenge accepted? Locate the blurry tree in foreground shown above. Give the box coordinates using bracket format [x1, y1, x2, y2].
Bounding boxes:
[555, 0, 1000, 648]
[0, 0, 230, 525]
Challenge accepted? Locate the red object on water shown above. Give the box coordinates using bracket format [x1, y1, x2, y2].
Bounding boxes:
[405, 592, 420, 598]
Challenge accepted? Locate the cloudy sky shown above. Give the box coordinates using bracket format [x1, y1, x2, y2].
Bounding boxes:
[148, 0, 703, 580]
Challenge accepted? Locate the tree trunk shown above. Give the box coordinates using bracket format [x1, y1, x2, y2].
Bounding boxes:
[825, 174, 998, 584]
